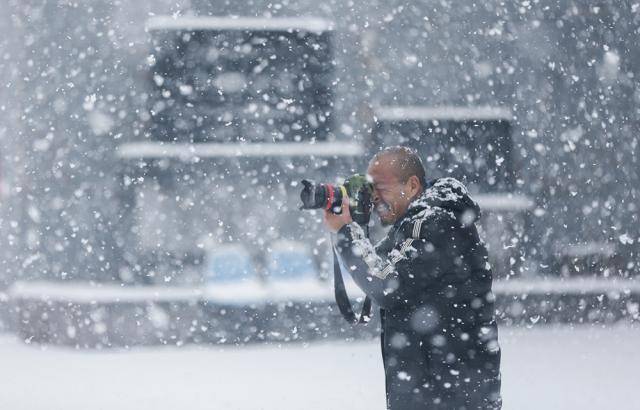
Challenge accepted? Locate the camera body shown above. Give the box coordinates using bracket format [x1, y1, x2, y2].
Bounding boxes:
[299, 174, 373, 225]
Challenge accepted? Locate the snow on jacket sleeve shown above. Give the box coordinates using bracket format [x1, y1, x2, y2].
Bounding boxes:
[334, 212, 452, 309]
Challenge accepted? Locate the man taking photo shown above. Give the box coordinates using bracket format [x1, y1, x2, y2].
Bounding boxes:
[324, 146, 502, 410]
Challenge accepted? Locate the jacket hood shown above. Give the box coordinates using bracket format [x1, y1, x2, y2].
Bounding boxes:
[407, 177, 481, 223]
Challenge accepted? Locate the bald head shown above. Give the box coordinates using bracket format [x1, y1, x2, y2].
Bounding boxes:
[367, 146, 427, 225]
[369, 146, 426, 188]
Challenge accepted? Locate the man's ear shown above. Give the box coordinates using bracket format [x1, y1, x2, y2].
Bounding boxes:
[408, 175, 421, 196]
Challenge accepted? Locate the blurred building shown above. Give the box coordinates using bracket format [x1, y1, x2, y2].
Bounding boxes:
[0, 0, 639, 287]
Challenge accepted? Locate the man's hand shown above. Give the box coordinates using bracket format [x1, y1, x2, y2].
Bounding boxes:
[323, 195, 353, 233]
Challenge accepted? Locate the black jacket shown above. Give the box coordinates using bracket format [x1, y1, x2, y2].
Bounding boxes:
[335, 177, 502, 410]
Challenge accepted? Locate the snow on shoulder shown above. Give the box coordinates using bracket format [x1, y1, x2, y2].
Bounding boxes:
[146, 16, 334, 34]
[426, 177, 471, 202]
[409, 177, 474, 212]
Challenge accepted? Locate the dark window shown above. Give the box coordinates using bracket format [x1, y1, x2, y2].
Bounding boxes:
[374, 118, 514, 193]
[148, 29, 334, 143]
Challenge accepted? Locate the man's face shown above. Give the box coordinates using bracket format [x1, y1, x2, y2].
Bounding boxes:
[367, 156, 420, 226]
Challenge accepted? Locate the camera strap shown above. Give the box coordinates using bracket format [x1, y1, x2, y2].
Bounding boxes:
[332, 246, 372, 325]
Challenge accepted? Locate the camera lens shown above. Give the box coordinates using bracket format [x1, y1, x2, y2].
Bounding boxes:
[299, 180, 343, 212]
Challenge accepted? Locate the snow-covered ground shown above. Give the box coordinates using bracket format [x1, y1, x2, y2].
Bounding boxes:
[0, 324, 637, 410]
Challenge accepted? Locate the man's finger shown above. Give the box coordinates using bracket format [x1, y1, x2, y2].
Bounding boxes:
[342, 194, 351, 215]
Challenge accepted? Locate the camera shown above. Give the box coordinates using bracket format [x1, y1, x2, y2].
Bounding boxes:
[299, 174, 374, 225]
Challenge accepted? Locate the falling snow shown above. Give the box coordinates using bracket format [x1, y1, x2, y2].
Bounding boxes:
[1, 1, 640, 409]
